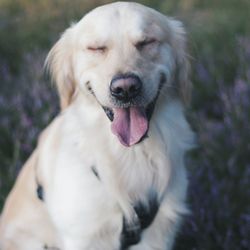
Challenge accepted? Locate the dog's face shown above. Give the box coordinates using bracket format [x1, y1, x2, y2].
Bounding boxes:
[46, 2, 190, 146]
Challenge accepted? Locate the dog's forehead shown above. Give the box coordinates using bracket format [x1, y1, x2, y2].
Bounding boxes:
[76, 2, 164, 42]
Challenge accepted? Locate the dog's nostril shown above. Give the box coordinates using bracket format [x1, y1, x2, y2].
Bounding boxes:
[110, 74, 142, 101]
[115, 87, 123, 94]
[129, 84, 141, 95]
[129, 85, 136, 92]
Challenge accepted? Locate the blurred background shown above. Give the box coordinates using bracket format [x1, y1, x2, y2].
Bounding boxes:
[0, 0, 249, 249]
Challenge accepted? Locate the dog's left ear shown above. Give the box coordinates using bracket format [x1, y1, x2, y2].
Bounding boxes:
[45, 27, 76, 109]
[168, 19, 191, 105]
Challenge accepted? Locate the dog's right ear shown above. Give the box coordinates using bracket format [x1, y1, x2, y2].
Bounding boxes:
[45, 27, 76, 110]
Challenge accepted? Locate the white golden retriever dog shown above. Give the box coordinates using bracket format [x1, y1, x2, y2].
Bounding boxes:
[0, 2, 195, 250]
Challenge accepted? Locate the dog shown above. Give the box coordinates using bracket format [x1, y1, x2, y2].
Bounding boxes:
[0, 2, 195, 250]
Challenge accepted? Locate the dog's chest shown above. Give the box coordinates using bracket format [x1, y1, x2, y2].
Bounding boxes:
[95, 142, 169, 202]
[42, 117, 173, 248]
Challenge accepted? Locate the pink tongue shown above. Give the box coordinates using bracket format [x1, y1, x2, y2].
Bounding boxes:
[111, 107, 148, 147]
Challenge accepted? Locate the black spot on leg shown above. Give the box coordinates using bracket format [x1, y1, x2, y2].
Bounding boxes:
[43, 245, 60, 250]
[86, 81, 95, 96]
[91, 166, 100, 180]
[134, 194, 159, 230]
[120, 216, 141, 250]
[36, 183, 44, 201]
[120, 191, 160, 249]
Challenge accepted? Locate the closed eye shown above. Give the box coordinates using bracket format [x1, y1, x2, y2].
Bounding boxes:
[135, 39, 157, 50]
[87, 46, 107, 53]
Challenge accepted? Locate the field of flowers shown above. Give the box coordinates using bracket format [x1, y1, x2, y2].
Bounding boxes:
[0, 0, 249, 249]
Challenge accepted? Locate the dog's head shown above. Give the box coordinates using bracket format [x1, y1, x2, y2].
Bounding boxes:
[46, 2, 190, 146]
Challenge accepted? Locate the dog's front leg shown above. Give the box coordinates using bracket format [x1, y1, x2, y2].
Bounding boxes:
[129, 198, 187, 250]
[57, 210, 123, 250]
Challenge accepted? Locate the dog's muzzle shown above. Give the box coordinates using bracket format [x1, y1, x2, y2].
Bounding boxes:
[103, 73, 165, 147]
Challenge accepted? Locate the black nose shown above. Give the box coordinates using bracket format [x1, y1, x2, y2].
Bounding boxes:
[110, 73, 142, 102]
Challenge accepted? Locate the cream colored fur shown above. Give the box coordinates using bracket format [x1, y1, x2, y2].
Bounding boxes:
[0, 2, 194, 250]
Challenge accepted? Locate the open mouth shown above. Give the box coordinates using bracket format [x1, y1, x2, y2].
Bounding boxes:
[90, 73, 165, 147]
[102, 98, 157, 147]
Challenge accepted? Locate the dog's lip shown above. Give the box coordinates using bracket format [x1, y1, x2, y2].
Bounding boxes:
[102, 83, 163, 123]
[102, 73, 165, 122]
[101, 73, 165, 145]
[102, 106, 114, 121]
[102, 101, 155, 123]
